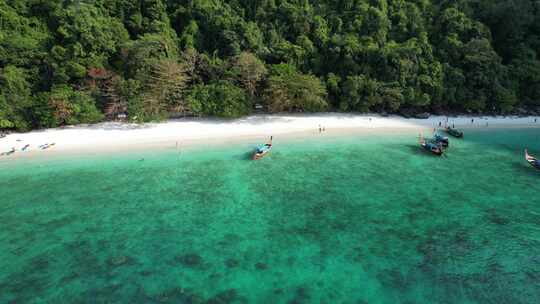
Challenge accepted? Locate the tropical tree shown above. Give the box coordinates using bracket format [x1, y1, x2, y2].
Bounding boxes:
[264, 64, 327, 112]
[0, 66, 33, 130]
[187, 81, 250, 118]
[1, 0, 540, 130]
[230, 52, 267, 99]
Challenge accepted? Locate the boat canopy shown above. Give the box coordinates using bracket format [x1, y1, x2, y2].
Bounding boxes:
[426, 142, 438, 149]
[257, 145, 271, 153]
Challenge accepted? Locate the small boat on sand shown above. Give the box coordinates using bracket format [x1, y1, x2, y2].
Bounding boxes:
[253, 137, 273, 160]
[433, 133, 449, 148]
[1, 147, 16, 156]
[525, 149, 540, 170]
[420, 136, 443, 156]
[445, 127, 464, 138]
[39, 143, 55, 150]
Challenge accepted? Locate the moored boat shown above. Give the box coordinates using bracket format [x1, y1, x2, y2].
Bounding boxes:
[445, 127, 464, 138]
[525, 149, 540, 170]
[433, 133, 449, 148]
[420, 135, 443, 156]
[253, 137, 273, 160]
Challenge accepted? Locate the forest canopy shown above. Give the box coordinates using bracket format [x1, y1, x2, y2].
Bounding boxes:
[1, 0, 540, 130]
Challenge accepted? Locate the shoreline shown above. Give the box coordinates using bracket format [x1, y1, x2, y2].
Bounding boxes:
[1, 113, 539, 161]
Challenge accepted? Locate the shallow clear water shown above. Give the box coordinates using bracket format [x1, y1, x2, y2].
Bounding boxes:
[1, 129, 540, 303]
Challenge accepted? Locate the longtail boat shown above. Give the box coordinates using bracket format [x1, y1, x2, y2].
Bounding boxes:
[445, 127, 464, 138]
[253, 136, 273, 160]
[525, 149, 540, 170]
[420, 135, 443, 156]
[433, 133, 449, 148]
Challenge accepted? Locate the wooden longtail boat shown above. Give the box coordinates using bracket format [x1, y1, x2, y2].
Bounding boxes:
[420, 135, 443, 156]
[253, 137, 273, 160]
[445, 127, 464, 138]
[525, 149, 540, 170]
[433, 134, 449, 148]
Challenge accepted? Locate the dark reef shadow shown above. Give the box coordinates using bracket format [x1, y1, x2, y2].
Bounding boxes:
[511, 162, 540, 176]
[404, 144, 423, 155]
[404, 144, 443, 157]
[239, 151, 254, 160]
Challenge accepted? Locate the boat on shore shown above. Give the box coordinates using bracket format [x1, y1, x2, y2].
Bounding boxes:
[1, 147, 16, 156]
[445, 127, 464, 138]
[525, 149, 540, 170]
[253, 137, 273, 160]
[420, 135, 443, 156]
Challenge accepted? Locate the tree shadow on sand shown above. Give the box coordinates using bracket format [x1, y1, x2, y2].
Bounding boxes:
[84, 122, 153, 131]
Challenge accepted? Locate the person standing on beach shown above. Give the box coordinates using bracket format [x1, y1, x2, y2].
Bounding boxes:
[438, 121, 442, 127]
[535, 118, 537, 123]
[471, 118, 474, 124]
[319, 125, 322, 133]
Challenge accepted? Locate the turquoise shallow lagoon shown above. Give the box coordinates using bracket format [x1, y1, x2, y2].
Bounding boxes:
[1, 128, 540, 303]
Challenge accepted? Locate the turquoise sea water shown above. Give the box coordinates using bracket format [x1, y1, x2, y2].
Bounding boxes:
[1, 128, 540, 303]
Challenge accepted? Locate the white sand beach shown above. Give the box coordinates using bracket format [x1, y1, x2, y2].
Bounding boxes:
[1, 113, 539, 159]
